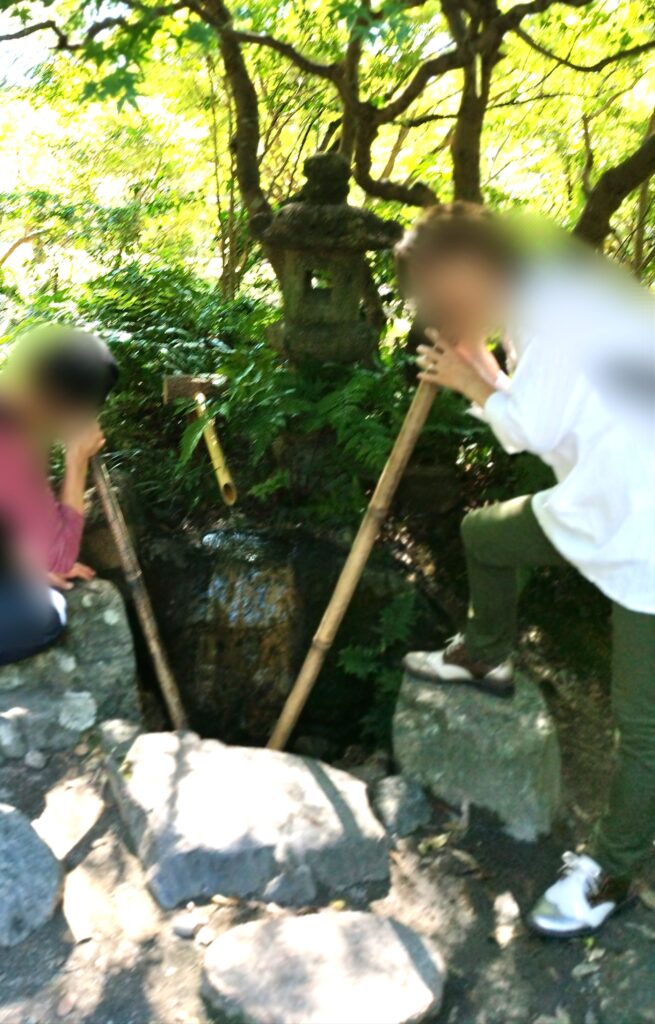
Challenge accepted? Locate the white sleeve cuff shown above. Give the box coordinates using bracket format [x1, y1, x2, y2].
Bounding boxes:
[482, 391, 527, 454]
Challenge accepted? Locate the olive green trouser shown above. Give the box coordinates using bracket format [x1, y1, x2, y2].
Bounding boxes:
[461, 494, 655, 881]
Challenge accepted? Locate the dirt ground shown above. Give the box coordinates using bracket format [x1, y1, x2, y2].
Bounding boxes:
[1, 602, 654, 1024]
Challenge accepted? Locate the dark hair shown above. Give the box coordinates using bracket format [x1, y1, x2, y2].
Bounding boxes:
[34, 330, 119, 411]
[394, 201, 520, 295]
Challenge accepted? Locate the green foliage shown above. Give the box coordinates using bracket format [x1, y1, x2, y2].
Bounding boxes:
[201, 336, 487, 528]
[339, 587, 419, 744]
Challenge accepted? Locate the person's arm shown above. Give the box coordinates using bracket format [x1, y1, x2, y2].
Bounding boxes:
[60, 420, 105, 515]
[418, 332, 581, 456]
[480, 338, 582, 455]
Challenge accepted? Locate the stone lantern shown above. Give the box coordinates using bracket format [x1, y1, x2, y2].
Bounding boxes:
[259, 153, 402, 363]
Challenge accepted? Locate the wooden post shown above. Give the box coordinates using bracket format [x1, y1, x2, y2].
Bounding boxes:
[267, 380, 438, 751]
[92, 456, 188, 730]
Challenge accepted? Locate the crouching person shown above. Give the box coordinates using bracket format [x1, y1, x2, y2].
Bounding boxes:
[0, 323, 118, 664]
[396, 203, 655, 938]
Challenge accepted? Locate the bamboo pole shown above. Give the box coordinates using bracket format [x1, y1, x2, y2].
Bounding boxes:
[194, 391, 238, 507]
[267, 380, 438, 751]
[92, 456, 188, 730]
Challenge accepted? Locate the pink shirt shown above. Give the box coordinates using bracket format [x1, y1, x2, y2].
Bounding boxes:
[0, 413, 83, 575]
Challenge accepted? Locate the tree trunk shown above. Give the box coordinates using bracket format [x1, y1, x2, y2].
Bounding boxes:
[575, 133, 655, 248]
[451, 54, 494, 203]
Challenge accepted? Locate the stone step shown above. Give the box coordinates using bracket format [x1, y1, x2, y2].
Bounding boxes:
[103, 727, 391, 910]
[202, 911, 446, 1024]
[0, 580, 140, 763]
[393, 671, 561, 841]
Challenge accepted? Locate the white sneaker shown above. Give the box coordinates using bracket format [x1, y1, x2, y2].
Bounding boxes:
[527, 852, 633, 938]
[403, 634, 514, 697]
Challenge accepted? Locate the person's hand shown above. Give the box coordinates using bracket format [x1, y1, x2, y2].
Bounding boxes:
[65, 420, 106, 465]
[47, 562, 97, 592]
[417, 329, 480, 393]
[417, 329, 496, 407]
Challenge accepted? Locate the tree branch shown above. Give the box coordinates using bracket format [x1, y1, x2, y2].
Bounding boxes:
[401, 92, 573, 124]
[496, 0, 592, 30]
[232, 31, 337, 79]
[0, 19, 69, 46]
[574, 133, 655, 247]
[0, 5, 191, 49]
[374, 49, 464, 123]
[353, 118, 437, 205]
[0, 230, 48, 268]
[514, 26, 655, 73]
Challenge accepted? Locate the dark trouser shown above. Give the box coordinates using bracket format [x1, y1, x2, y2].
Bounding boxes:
[461, 495, 655, 881]
[0, 576, 66, 666]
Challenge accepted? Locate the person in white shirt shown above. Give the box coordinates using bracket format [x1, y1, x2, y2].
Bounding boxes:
[396, 202, 655, 939]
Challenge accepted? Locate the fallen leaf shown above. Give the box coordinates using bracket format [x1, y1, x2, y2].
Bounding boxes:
[417, 833, 450, 856]
[448, 848, 486, 877]
[211, 893, 239, 907]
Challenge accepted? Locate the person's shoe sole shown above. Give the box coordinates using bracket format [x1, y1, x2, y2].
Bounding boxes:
[525, 892, 638, 939]
[402, 660, 515, 699]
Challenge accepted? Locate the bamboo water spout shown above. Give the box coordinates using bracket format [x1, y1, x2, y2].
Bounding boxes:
[163, 374, 237, 507]
[267, 379, 438, 751]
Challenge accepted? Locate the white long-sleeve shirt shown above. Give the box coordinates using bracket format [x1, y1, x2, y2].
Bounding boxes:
[482, 255, 655, 614]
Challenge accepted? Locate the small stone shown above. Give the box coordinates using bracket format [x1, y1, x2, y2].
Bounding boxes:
[572, 961, 601, 980]
[172, 910, 209, 940]
[372, 775, 432, 837]
[0, 711, 27, 759]
[640, 887, 655, 911]
[57, 993, 78, 1017]
[262, 865, 317, 906]
[100, 719, 143, 761]
[24, 749, 47, 770]
[0, 804, 62, 947]
[202, 911, 446, 1024]
[349, 750, 391, 788]
[195, 924, 216, 947]
[493, 891, 521, 947]
[58, 691, 97, 732]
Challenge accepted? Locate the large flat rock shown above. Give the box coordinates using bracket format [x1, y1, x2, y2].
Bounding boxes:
[104, 729, 390, 909]
[202, 911, 446, 1024]
[0, 804, 62, 947]
[0, 580, 139, 761]
[393, 672, 561, 841]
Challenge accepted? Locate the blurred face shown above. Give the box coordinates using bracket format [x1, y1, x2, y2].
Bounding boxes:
[407, 254, 506, 340]
[29, 381, 99, 441]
